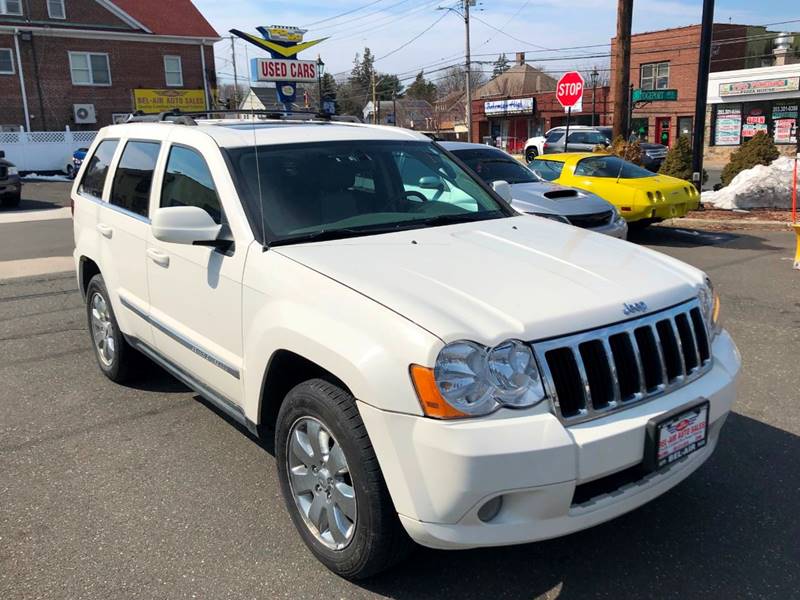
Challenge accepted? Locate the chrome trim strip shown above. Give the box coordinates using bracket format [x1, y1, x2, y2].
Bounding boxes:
[119, 296, 240, 379]
[571, 345, 593, 415]
[649, 323, 669, 389]
[533, 298, 712, 426]
[79, 192, 151, 223]
[125, 334, 257, 436]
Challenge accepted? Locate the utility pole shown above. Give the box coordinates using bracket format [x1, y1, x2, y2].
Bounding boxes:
[371, 71, 377, 124]
[392, 87, 398, 126]
[612, 0, 633, 140]
[464, 0, 473, 141]
[230, 35, 239, 108]
[691, 0, 715, 190]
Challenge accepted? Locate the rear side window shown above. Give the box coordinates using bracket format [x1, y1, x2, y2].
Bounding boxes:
[110, 141, 161, 218]
[528, 159, 564, 181]
[78, 139, 118, 199]
[160, 146, 222, 224]
[545, 131, 564, 143]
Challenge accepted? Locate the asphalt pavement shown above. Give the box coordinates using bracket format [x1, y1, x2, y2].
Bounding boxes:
[1, 183, 799, 599]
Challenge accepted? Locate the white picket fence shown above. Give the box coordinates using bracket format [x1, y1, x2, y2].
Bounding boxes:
[0, 129, 98, 173]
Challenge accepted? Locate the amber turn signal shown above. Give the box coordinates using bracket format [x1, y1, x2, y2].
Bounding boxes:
[409, 365, 468, 419]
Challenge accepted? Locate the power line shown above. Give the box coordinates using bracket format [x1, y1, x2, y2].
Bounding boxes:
[376, 11, 450, 62]
[301, 0, 388, 28]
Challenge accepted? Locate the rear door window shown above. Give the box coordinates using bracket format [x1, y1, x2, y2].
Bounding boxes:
[160, 145, 223, 224]
[545, 131, 564, 143]
[110, 141, 161, 218]
[78, 139, 119, 199]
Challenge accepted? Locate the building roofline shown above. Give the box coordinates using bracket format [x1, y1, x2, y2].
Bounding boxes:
[0, 24, 220, 44]
[95, 0, 152, 33]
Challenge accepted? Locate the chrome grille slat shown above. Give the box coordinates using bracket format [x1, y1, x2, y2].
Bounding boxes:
[649, 323, 669, 390]
[627, 331, 647, 398]
[571, 345, 593, 415]
[533, 299, 713, 425]
[600, 337, 621, 407]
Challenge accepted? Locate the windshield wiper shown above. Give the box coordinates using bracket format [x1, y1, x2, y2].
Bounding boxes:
[269, 227, 377, 247]
[417, 211, 503, 227]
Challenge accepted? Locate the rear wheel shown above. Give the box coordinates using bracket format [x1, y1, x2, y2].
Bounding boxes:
[525, 147, 538, 162]
[275, 379, 412, 579]
[85, 274, 141, 383]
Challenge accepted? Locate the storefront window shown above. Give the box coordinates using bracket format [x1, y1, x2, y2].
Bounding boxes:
[712, 101, 798, 146]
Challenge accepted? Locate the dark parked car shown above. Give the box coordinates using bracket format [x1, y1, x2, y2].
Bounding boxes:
[67, 147, 90, 179]
[595, 127, 668, 172]
[0, 150, 21, 208]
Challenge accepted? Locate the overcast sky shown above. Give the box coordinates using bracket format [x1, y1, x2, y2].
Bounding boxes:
[193, 0, 799, 88]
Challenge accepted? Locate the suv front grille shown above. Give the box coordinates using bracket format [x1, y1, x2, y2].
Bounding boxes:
[567, 210, 613, 229]
[533, 300, 712, 424]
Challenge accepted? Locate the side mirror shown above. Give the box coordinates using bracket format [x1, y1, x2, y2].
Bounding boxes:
[0, 150, 5, 158]
[151, 206, 222, 245]
[492, 180, 513, 203]
[418, 176, 444, 189]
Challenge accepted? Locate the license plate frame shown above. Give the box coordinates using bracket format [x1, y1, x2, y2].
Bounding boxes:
[644, 400, 709, 472]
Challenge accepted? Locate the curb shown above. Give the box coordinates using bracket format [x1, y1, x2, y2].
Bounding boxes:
[660, 217, 791, 228]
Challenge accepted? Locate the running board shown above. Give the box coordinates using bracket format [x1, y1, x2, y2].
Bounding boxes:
[126, 335, 259, 437]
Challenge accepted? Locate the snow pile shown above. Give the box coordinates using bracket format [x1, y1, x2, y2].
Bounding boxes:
[22, 173, 72, 182]
[702, 156, 797, 209]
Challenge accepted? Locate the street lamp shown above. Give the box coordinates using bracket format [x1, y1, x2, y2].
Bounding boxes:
[590, 68, 599, 127]
[317, 56, 326, 114]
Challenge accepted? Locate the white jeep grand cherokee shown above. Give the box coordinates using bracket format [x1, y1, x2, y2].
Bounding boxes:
[72, 114, 740, 579]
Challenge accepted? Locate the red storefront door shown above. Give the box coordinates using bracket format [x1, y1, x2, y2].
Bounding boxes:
[656, 117, 671, 146]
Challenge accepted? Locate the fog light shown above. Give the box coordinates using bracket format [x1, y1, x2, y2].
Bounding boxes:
[477, 495, 503, 522]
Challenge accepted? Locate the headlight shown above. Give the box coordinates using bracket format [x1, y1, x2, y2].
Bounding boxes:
[698, 278, 721, 338]
[414, 339, 546, 418]
[7, 166, 18, 176]
[531, 212, 570, 224]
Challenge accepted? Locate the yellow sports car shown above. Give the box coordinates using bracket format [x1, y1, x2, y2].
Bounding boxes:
[528, 153, 701, 224]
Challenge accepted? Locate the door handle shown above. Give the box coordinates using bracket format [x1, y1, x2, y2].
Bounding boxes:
[96, 223, 113, 238]
[146, 248, 170, 268]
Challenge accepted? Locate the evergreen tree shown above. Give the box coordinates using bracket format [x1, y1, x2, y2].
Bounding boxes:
[492, 53, 511, 77]
[658, 135, 694, 182]
[720, 131, 780, 186]
[320, 72, 338, 114]
[405, 71, 437, 104]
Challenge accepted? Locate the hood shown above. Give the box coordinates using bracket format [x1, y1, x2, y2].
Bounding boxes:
[508, 181, 614, 216]
[275, 216, 704, 344]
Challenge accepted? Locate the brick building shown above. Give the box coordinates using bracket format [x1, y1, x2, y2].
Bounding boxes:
[610, 23, 800, 147]
[0, 0, 219, 131]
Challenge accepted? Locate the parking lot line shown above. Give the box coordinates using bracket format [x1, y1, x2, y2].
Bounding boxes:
[0, 207, 72, 224]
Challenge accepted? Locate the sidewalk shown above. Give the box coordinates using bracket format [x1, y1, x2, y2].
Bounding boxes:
[661, 206, 794, 230]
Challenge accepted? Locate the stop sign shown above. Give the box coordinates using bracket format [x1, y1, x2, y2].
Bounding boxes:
[556, 71, 585, 109]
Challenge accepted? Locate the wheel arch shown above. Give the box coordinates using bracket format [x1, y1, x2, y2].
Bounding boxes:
[256, 349, 353, 434]
[78, 255, 101, 300]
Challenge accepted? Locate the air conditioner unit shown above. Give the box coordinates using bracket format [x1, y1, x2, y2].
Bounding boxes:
[73, 104, 97, 124]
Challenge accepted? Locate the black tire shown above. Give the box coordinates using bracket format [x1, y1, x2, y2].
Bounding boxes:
[627, 219, 652, 231]
[525, 147, 538, 162]
[85, 274, 140, 383]
[275, 379, 412, 580]
[1, 192, 21, 208]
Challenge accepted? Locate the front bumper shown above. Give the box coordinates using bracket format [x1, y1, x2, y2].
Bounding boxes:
[359, 330, 740, 549]
[590, 216, 628, 239]
[0, 175, 21, 197]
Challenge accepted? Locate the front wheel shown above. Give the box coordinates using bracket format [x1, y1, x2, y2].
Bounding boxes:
[275, 379, 411, 579]
[525, 147, 538, 162]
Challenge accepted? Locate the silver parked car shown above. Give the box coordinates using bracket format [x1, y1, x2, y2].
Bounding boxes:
[442, 142, 627, 239]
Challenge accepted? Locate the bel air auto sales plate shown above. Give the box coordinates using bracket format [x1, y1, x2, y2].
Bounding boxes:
[644, 401, 709, 472]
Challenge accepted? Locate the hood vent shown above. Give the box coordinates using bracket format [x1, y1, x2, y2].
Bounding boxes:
[543, 189, 579, 199]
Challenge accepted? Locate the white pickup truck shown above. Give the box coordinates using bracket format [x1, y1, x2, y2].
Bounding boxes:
[72, 113, 740, 579]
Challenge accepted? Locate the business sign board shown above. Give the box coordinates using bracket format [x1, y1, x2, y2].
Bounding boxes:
[484, 97, 535, 116]
[719, 77, 800, 97]
[251, 58, 318, 83]
[632, 88, 678, 102]
[133, 89, 206, 113]
[714, 105, 742, 146]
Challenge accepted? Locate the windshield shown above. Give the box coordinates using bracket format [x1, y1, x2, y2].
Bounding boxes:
[574, 155, 655, 179]
[528, 158, 564, 181]
[451, 148, 539, 185]
[226, 140, 511, 245]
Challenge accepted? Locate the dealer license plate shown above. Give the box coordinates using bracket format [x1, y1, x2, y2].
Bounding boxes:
[645, 401, 709, 472]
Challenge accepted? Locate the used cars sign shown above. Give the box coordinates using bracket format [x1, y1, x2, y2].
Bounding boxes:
[253, 58, 318, 83]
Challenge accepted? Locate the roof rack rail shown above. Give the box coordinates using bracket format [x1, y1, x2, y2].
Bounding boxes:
[125, 109, 361, 126]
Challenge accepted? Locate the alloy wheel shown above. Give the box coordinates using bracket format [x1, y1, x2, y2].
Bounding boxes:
[90, 292, 115, 367]
[286, 417, 357, 550]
